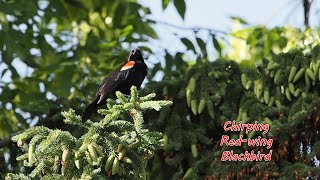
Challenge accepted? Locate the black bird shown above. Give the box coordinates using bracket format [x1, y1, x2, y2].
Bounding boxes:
[81, 49, 147, 120]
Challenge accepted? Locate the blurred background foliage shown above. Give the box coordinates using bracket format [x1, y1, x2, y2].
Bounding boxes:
[1, 0, 320, 179]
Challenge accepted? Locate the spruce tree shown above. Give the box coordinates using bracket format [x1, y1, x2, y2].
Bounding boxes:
[6, 87, 172, 179]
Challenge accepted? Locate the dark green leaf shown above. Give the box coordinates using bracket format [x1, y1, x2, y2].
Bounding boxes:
[113, 2, 125, 27]
[139, 46, 153, 53]
[230, 16, 248, 25]
[164, 52, 173, 74]
[212, 35, 222, 56]
[1, 68, 8, 78]
[0, 87, 17, 104]
[141, 23, 158, 39]
[181, 38, 196, 53]
[173, 0, 186, 19]
[48, 64, 74, 97]
[64, 0, 87, 10]
[196, 37, 207, 57]
[162, 0, 171, 10]
[278, 36, 288, 49]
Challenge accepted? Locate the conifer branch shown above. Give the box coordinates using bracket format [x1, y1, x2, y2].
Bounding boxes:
[6, 86, 172, 179]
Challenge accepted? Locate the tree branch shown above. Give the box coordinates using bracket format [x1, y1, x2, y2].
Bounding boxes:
[143, 17, 228, 35]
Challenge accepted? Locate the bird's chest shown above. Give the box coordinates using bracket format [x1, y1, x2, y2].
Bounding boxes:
[117, 63, 147, 94]
[126, 66, 147, 85]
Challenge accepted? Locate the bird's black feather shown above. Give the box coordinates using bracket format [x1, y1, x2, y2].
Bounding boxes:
[81, 49, 147, 120]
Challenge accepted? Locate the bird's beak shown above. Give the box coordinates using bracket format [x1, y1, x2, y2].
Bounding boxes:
[128, 48, 143, 61]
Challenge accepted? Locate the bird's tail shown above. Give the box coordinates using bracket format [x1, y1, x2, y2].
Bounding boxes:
[81, 97, 100, 120]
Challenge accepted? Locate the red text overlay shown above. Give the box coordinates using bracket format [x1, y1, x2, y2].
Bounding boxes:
[223, 120, 269, 134]
[220, 121, 273, 162]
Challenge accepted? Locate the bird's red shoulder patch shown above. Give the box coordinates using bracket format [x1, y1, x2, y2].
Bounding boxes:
[120, 61, 135, 71]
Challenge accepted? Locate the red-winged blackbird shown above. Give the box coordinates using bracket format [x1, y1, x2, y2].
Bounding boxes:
[81, 49, 147, 120]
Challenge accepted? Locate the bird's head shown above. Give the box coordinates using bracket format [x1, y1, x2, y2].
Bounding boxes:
[128, 48, 144, 62]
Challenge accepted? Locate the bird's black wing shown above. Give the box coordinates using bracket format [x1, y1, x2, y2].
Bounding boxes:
[96, 61, 135, 104]
[81, 62, 134, 120]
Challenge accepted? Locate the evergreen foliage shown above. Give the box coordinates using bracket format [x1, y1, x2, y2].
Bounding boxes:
[6, 87, 172, 179]
[1, 0, 320, 179]
[5, 46, 320, 179]
[141, 46, 320, 179]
